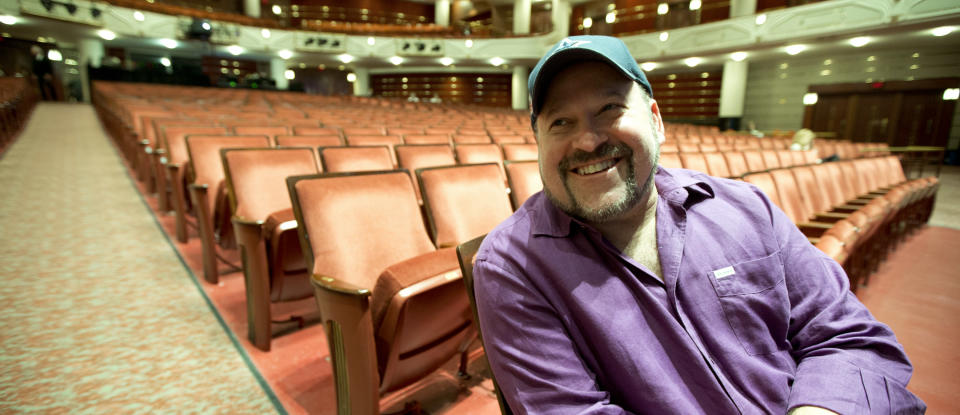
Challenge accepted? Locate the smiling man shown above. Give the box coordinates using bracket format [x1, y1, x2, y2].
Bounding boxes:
[471, 36, 925, 414]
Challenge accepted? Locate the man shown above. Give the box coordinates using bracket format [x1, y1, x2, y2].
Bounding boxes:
[472, 35, 924, 414]
[30, 45, 56, 101]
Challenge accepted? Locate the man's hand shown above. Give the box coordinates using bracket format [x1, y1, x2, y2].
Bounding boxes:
[788, 406, 839, 415]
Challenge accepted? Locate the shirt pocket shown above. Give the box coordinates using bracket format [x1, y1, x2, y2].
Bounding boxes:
[707, 251, 790, 355]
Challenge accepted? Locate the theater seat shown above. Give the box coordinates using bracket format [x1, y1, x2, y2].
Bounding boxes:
[501, 143, 538, 161]
[417, 163, 513, 249]
[456, 235, 514, 415]
[320, 146, 395, 173]
[504, 161, 542, 210]
[288, 170, 475, 414]
[186, 135, 272, 283]
[222, 147, 320, 350]
[395, 144, 457, 202]
[454, 144, 505, 180]
[403, 134, 452, 145]
[234, 126, 290, 138]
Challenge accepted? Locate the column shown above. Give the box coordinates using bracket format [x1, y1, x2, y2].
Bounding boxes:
[719, 60, 748, 131]
[243, 0, 260, 18]
[729, 0, 757, 18]
[512, 65, 529, 110]
[270, 58, 288, 90]
[551, 0, 571, 38]
[78, 38, 104, 103]
[435, 0, 450, 27]
[352, 67, 370, 97]
[513, 0, 531, 35]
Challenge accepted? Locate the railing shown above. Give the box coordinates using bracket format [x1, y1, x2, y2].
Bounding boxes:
[883, 147, 945, 179]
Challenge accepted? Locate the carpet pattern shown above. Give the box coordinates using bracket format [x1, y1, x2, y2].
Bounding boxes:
[0, 103, 279, 413]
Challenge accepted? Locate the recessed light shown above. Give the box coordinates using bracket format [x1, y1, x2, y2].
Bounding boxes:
[755, 14, 766, 25]
[367, 37, 375, 46]
[689, 0, 701, 11]
[730, 51, 747, 62]
[657, 3, 668, 15]
[583, 17, 593, 28]
[133, 11, 145, 22]
[271, 5, 281, 15]
[605, 12, 615, 24]
[931, 26, 954, 37]
[785, 44, 806, 55]
[337, 54, 354, 63]
[0, 15, 17, 25]
[97, 29, 116, 40]
[490, 57, 505, 66]
[439, 57, 454, 66]
[659, 32, 669, 42]
[347, 73, 357, 82]
[389, 56, 404, 65]
[261, 28, 271, 38]
[278, 49, 292, 59]
[848, 37, 869, 47]
[284, 69, 295, 80]
[227, 45, 243, 55]
[160, 38, 177, 49]
[464, 39, 473, 48]
[684, 57, 702, 67]
[640, 62, 657, 71]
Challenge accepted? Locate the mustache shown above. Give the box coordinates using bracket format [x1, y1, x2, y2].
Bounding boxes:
[558, 142, 632, 171]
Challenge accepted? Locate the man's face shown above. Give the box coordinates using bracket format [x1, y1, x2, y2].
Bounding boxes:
[535, 61, 664, 224]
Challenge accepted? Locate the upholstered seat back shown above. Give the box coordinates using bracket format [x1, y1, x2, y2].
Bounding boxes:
[505, 160, 542, 210]
[320, 146, 395, 173]
[418, 163, 513, 248]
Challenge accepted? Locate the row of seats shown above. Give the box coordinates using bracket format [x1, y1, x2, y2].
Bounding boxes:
[0, 77, 38, 155]
[743, 157, 938, 289]
[661, 149, 820, 176]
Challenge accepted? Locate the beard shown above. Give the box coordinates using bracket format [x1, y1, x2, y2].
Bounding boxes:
[546, 141, 659, 224]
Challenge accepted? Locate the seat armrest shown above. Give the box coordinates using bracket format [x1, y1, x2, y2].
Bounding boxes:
[312, 274, 371, 297]
[373, 248, 459, 326]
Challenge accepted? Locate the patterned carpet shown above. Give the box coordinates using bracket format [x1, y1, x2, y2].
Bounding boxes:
[0, 103, 280, 413]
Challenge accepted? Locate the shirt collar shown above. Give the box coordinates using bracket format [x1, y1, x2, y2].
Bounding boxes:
[531, 166, 714, 238]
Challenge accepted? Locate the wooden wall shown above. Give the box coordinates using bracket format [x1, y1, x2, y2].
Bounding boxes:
[648, 69, 722, 120]
[371, 73, 511, 107]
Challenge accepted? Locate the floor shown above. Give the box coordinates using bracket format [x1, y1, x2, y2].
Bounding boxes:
[1, 102, 958, 414]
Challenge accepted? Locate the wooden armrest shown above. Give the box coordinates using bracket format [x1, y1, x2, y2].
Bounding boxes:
[311, 274, 371, 297]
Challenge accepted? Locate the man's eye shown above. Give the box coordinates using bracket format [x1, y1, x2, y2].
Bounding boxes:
[601, 103, 622, 112]
[550, 118, 569, 128]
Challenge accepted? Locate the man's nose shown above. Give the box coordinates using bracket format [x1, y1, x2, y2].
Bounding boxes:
[571, 125, 606, 153]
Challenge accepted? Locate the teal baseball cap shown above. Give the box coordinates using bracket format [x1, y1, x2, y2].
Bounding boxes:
[528, 35, 653, 127]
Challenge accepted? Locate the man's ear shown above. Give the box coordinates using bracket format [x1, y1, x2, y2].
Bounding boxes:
[649, 99, 666, 144]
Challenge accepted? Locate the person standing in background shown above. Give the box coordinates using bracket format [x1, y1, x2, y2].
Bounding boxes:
[31, 45, 56, 101]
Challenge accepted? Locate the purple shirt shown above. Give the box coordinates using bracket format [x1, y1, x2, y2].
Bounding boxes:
[473, 167, 924, 414]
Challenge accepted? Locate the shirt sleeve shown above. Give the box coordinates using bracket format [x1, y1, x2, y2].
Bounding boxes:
[473, 257, 634, 415]
[767, 190, 927, 414]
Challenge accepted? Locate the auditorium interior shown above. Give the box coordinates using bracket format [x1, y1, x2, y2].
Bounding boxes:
[1, 0, 959, 413]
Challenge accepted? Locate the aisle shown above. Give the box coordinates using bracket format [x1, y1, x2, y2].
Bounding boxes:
[0, 103, 280, 413]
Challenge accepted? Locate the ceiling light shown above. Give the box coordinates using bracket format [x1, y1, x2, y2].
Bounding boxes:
[337, 54, 354, 63]
[367, 36, 375, 45]
[605, 12, 615, 24]
[689, 0, 701, 11]
[133, 11, 144, 21]
[227, 45, 243, 55]
[160, 57, 171, 67]
[97, 29, 116, 40]
[866, 55, 875, 61]
[943, 88, 959, 100]
[755, 14, 766, 25]
[684, 57, 702, 67]
[271, 5, 281, 15]
[439, 57, 454, 66]
[201, 21, 211, 31]
[803, 92, 818, 105]
[389, 56, 404, 65]
[64, 58, 77, 65]
[823, 59, 832, 65]
[657, 3, 668, 15]
[730, 51, 747, 62]
[347, 73, 357, 82]
[583, 17, 593, 28]
[785, 44, 806, 55]
[284, 69, 295, 80]
[160, 38, 177, 49]
[278, 49, 292, 59]
[848, 36, 869, 47]
[0, 15, 16, 25]
[659, 32, 668, 42]
[820, 69, 831, 76]
[640, 62, 656, 71]
[911, 53, 919, 58]
[490, 57, 505, 66]
[47, 49, 62, 61]
[464, 39, 473, 48]
[931, 26, 954, 36]
[261, 28, 271, 38]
